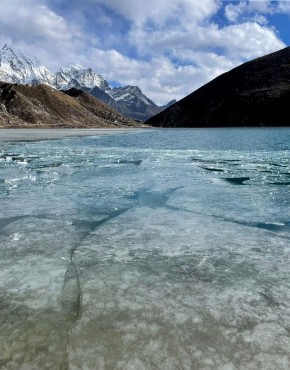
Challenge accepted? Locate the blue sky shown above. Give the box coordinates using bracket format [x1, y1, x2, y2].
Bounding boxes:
[0, 1, 289, 105]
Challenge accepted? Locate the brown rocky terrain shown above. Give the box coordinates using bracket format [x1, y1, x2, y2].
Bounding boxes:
[146, 46, 290, 127]
[0, 82, 143, 128]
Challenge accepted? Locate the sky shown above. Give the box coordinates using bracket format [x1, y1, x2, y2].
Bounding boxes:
[0, 0, 289, 105]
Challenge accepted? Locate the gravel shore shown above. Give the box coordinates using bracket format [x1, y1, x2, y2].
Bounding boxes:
[0, 128, 141, 142]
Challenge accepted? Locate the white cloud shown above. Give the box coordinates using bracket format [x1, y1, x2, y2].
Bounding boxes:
[128, 17, 284, 62]
[251, 14, 268, 25]
[247, 1, 274, 13]
[225, 1, 274, 23]
[207, 22, 285, 59]
[224, 0, 290, 23]
[0, 0, 82, 70]
[277, 1, 290, 14]
[97, 0, 220, 25]
[225, 2, 245, 22]
[0, 0, 72, 41]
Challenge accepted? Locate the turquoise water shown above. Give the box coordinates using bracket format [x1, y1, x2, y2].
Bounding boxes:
[0, 128, 290, 369]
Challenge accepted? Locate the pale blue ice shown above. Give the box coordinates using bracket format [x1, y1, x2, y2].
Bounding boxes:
[0, 128, 290, 369]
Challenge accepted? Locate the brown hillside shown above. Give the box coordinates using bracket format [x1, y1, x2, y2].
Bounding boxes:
[0, 82, 141, 128]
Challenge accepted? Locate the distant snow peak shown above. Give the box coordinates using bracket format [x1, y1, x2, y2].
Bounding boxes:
[55, 63, 109, 90]
[110, 85, 155, 106]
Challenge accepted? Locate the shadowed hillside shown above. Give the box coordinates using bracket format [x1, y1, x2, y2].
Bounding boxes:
[146, 47, 290, 127]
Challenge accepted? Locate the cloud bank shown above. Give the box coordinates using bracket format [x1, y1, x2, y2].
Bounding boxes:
[0, 0, 287, 104]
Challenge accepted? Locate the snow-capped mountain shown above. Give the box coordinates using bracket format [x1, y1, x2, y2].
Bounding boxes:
[108, 85, 166, 121]
[0, 44, 55, 86]
[110, 86, 155, 106]
[0, 44, 173, 121]
[55, 64, 109, 91]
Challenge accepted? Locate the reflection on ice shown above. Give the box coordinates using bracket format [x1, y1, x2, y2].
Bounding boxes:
[1, 129, 290, 369]
[132, 187, 182, 208]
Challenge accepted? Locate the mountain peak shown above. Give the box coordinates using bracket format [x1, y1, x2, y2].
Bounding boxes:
[2, 43, 15, 52]
[166, 99, 177, 108]
[55, 63, 109, 90]
[0, 44, 55, 86]
[0, 44, 39, 64]
[125, 85, 141, 92]
[111, 85, 153, 104]
[62, 63, 85, 72]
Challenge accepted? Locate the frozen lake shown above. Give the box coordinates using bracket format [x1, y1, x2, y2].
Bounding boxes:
[0, 128, 290, 369]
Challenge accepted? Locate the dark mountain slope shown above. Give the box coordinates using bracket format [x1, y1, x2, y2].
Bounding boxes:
[0, 82, 141, 128]
[146, 47, 290, 127]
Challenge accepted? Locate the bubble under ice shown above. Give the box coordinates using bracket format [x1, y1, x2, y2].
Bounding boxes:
[0, 128, 290, 369]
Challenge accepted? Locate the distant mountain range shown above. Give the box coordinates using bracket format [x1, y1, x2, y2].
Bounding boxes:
[2, 44, 288, 129]
[146, 46, 290, 127]
[0, 44, 174, 121]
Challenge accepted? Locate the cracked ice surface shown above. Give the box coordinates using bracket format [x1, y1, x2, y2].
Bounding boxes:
[0, 128, 290, 369]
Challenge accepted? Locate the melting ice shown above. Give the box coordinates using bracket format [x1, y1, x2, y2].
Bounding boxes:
[0, 128, 290, 369]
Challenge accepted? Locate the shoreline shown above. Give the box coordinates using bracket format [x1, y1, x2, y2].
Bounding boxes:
[0, 128, 144, 142]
